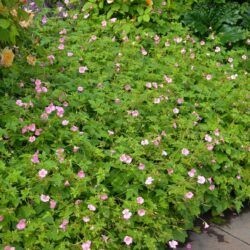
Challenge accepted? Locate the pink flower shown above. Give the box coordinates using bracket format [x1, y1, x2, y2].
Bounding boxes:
[146, 82, 152, 88]
[50, 200, 57, 209]
[236, 175, 241, 180]
[186, 243, 192, 249]
[136, 196, 144, 204]
[40, 194, 50, 202]
[145, 176, 154, 185]
[29, 136, 36, 143]
[79, 66, 88, 74]
[141, 48, 147, 55]
[124, 236, 133, 245]
[62, 120, 69, 126]
[138, 163, 145, 170]
[56, 106, 64, 117]
[16, 99, 23, 106]
[214, 129, 220, 136]
[214, 46, 221, 53]
[59, 219, 69, 231]
[169, 240, 178, 249]
[78, 86, 84, 92]
[102, 234, 109, 243]
[38, 169, 48, 178]
[4, 246, 15, 250]
[181, 148, 190, 156]
[154, 35, 160, 44]
[204, 222, 209, 229]
[45, 103, 56, 114]
[0, 215, 4, 222]
[119, 154, 132, 164]
[177, 98, 184, 104]
[205, 134, 212, 142]
[110, 17, 117, 23]
[122, 209, 132, 220]
[141, 139, 149, 145]
[188, 168, 196, 177]
[31, 151, 39, 163]
[197, 175, 206, 184]
[200, 40, 205, 45]
[129, 110, 140, 117]
[207, 144, 214, 151]
[167, 168, 174, 175]
[82, 240, 91, 250]
[88, 204, 96, 211]
[64, 180, 70, 187]
[59, 28, 67, 35]
[82, 216, 90, 223]
[164, 75, 173, 83]
[35, 128, 43, 136]
[71, 125, 79, 132]
[101, 20, 107, 27]
[77, 170, 85, 179]
[73, 146, 80, 152]
[16, 219, 26, 230]
[67, 52, 73, 57]
[138, 209, 145, 216]
[209, 185, 215, 191]
[59, 37, 65, 43]
[58, 44, 64, 50]
[48, 55, 55, 64]
[185, 192, 194, 199]
[206, 74, 212, 80]
[100, 194, 108, 201]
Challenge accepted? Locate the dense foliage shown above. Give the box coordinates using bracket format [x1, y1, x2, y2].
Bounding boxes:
[0, 0, 31, 46]
[0, 1, 249, 250]
[182, 1, 250, 44]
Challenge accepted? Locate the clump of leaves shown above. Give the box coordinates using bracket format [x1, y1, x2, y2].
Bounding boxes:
[0, 0, 32, 46]
[182, 2, 249, 44]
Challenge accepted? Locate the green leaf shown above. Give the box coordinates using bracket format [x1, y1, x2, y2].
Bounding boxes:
[0, 19, 10, 29]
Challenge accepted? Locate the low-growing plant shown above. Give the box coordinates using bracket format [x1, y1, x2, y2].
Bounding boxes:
[0, 5, 249, 250]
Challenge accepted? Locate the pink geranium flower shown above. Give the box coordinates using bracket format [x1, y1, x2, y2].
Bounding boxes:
[40, 194, 50, 202]
[136, 196, 144, 204]
[181, 148, 190, 156]
[50, 200, 57, 209]
[197, 175, 206, 184]
[185, 192, 194, 199]
[124, 236, 133, 245]
[138, 209, 146, 216]
[82, 216, 90, 223]
[59, 219, 69, 231]
[138, 163, 145, 170]
[77, 170, 85, 178]
[205, 134, 212, 142]
[4, 246, 15, 250]
[16, 219, 26, 230]
[122, 209, 132, 220]
[38, 169, 48, 178]
[79, 66, 88, 74]
[88, 204, 96, 211]
[82, 240, 91, 250]
[58, 44, 64, 50]
[169, 240, 178, 249]
[188, 168, 196, 177]
[120, 154, 132, 164]
[31, 151, 40, 163]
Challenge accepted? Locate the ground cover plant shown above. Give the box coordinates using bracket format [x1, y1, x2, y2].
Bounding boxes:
[0, 2, 250, 250]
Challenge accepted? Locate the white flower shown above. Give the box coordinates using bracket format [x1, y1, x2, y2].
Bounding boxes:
[145, 177, 154, 185]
